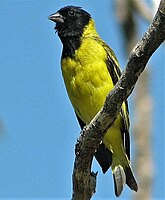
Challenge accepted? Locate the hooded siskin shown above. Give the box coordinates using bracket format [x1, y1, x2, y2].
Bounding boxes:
[49, 5, 138, 197]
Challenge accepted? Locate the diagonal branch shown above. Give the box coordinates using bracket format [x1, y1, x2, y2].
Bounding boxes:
[72, 0, 165, 199]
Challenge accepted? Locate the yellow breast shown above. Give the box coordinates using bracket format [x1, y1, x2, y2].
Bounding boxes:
[61, 37, 114, 124]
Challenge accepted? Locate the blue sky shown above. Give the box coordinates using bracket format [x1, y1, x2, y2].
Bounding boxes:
[0, 0, 164, 199]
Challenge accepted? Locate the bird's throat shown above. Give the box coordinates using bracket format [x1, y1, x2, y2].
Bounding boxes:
[61, 36, 81, 58]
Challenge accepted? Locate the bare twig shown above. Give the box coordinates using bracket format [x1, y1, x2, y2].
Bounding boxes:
[72, 1, 165, 199]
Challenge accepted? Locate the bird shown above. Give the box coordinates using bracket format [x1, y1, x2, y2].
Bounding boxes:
[48, 5, 138, 197]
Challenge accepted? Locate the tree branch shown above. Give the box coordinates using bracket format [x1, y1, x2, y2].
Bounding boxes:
[72, 0, 165, 199]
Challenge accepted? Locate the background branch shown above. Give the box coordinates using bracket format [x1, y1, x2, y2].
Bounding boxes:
[116, 0, 155, 199]
[72, 0, 165, 199]
[133, 69, 153, 200]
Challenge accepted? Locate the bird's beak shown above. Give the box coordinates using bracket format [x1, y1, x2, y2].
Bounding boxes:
[48, 12, 64, 23]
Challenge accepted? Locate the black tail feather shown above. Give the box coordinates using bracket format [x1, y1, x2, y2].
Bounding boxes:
[94, 143, 112, 174]
[113, 165, 138, 197]
[125, 166, 138, 192]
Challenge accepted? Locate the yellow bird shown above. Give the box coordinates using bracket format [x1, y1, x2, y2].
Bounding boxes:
[49, 6, 138, 196]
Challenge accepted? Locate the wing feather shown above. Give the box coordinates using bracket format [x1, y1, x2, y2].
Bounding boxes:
[102, 41, 131, 160]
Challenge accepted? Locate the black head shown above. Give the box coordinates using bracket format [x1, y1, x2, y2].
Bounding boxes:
[48, 6, 91, 38]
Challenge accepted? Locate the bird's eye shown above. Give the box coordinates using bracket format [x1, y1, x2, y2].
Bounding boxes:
[68, 10, 75, 16]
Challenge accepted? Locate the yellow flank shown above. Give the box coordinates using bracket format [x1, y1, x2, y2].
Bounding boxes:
[61, 19, 128, 167]
[62, 37, 113, 123]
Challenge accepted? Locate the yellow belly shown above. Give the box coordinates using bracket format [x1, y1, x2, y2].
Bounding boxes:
[61, 37, 123, 155]
[62, 38, 115, 122]
[62, 59, 113, 122]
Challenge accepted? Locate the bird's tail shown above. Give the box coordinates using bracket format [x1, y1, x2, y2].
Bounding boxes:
[112, 158, 138, 197]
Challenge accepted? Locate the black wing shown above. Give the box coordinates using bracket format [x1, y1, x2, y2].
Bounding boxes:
[105, 43, 130, 160]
